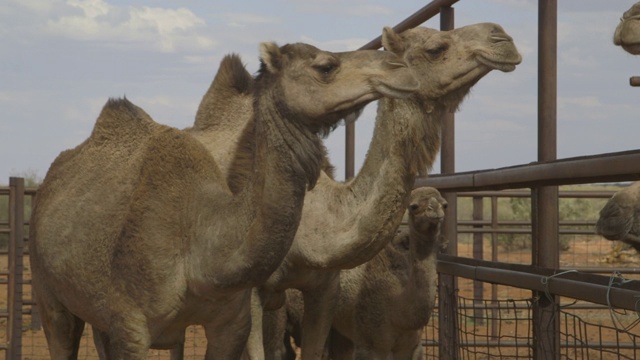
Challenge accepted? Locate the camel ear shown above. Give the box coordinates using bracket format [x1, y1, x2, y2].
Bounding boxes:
[382, 26, 405, 56]
[259, 42, 282, 73]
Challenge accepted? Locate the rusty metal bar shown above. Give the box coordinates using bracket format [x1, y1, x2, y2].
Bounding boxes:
[631, 76, 640, 87]
[345, 0, 460, 179]
[7, 177, 24, 360]
[533, 1, 560, 356]
[436, 259, 640, 312]
[359, 0, 460, 50]
[416, 150, 640, 191]
[437, 6, 460, 360]
[472, 197, 484, 325]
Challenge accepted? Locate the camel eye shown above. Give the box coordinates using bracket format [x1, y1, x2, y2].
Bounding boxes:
[409, 204, 419, 211]
[314, 63, 337, 75]
[426, 45, 448, 58]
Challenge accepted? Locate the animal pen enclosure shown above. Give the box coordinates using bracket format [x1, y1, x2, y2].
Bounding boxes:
[2, 0, 640, 359]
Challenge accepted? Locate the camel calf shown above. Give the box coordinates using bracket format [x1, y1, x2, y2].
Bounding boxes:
[287, 186, 447, 360]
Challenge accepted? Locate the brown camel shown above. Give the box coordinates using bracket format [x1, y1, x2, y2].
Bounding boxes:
[614, 1, 640, 55]
[29, 41, 418, 359]
[596, 182, 640, 252]
[325, 187, 447, 359]
[258, 23, 520, 360]
[180, 23, 520, 360]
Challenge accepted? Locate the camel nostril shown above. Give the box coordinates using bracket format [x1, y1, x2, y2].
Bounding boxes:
[490, 34, 513, 43]
[386, 60, 409, 70]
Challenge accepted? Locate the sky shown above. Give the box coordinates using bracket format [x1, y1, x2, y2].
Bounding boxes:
[1, 0, 639, 184]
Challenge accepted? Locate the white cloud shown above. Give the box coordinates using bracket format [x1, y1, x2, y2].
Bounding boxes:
[44, 0, 215, 52]
[68, 0, 109, 18]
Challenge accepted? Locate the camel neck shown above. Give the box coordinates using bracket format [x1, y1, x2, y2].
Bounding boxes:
[214, 86, 323, 288]
[409, 224, 440, 261]
[318, 97, 444, 267]
[351, 97, 444, 194]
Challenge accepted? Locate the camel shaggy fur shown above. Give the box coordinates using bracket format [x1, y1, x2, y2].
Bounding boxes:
[29, 41, 418, 359]
[325, 186, 447, 360]
[596, 182, 640, 252]
[614, 1, 640, 55]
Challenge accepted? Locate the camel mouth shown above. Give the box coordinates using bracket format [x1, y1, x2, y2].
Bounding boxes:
[374, 80, 420, 100]
[621, 42, 640, 55]
[476, 55, 520, 73]
[331, 93, 380, 114]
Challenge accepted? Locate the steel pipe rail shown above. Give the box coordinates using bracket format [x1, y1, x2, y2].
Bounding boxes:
[437, 255, 640, 312]
[417, 150, 640, 192]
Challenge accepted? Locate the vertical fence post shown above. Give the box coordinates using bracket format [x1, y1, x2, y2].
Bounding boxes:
[533, 0, 560, 358]
[7, 177, 24, 360]
[472, 196, 484, 324]
[437, 5, 459, 360]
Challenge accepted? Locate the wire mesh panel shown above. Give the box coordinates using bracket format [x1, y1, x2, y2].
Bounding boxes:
[560, 309, 639, 360]
[448, 296, 640, 360]
[457, 296, 533, 359]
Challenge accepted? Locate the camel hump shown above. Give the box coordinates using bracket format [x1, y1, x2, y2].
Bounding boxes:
[216, 54, 253, 95]
[89, 97, 157, 143]
[136, 126, 223, 196]
[194, 54, 254, 131]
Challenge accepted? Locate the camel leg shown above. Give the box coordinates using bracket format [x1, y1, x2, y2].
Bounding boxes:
[34, 286, 85, 360]
[38, 300, 85, 360]
[327, 329, 354, 360]
[203, 314, 251, 360]
[391, 330, 423, 360]
[169, 341, 185, 360]
[246, 288, 266, 360]
[203, 292, 253, 360]
[299, 275, 339, 360]
[353, 348, 387, 360]
[263, 305, 289, 360]
[92, 327, 110, 360]
[92, 310, 152, 359]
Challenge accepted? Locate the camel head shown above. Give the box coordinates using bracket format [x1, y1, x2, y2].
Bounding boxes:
[595, 183, 640, 252]
[408, 187, 447, 235]
[382, 23, 521, 111]
[614, 2, 640, 55]
[257, 42, 419, 135]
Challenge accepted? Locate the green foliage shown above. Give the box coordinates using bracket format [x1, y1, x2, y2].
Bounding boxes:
[455, 184, 625, 253]
[498, 196, 531, 251]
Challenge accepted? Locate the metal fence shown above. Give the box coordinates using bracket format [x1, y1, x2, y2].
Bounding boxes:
[2, 179, 639, 359]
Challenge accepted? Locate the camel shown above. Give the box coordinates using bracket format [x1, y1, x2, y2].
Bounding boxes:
[180, 23, 521, 360]
[259, 24, 521, 360]
[327, 187, 447, 359]
[614, 1, 640, 55]
[286, 187, 447, 359]
[596, 182, 640, 252]
[28, 41, 419, 359]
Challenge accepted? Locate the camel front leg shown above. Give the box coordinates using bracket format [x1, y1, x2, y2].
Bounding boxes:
[203, 291, 253, 360]
[299, 275, 340, 360]
[39, 302, 85, 360]
[391, 330, 423, 360]
[245, 288, 266, 360]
